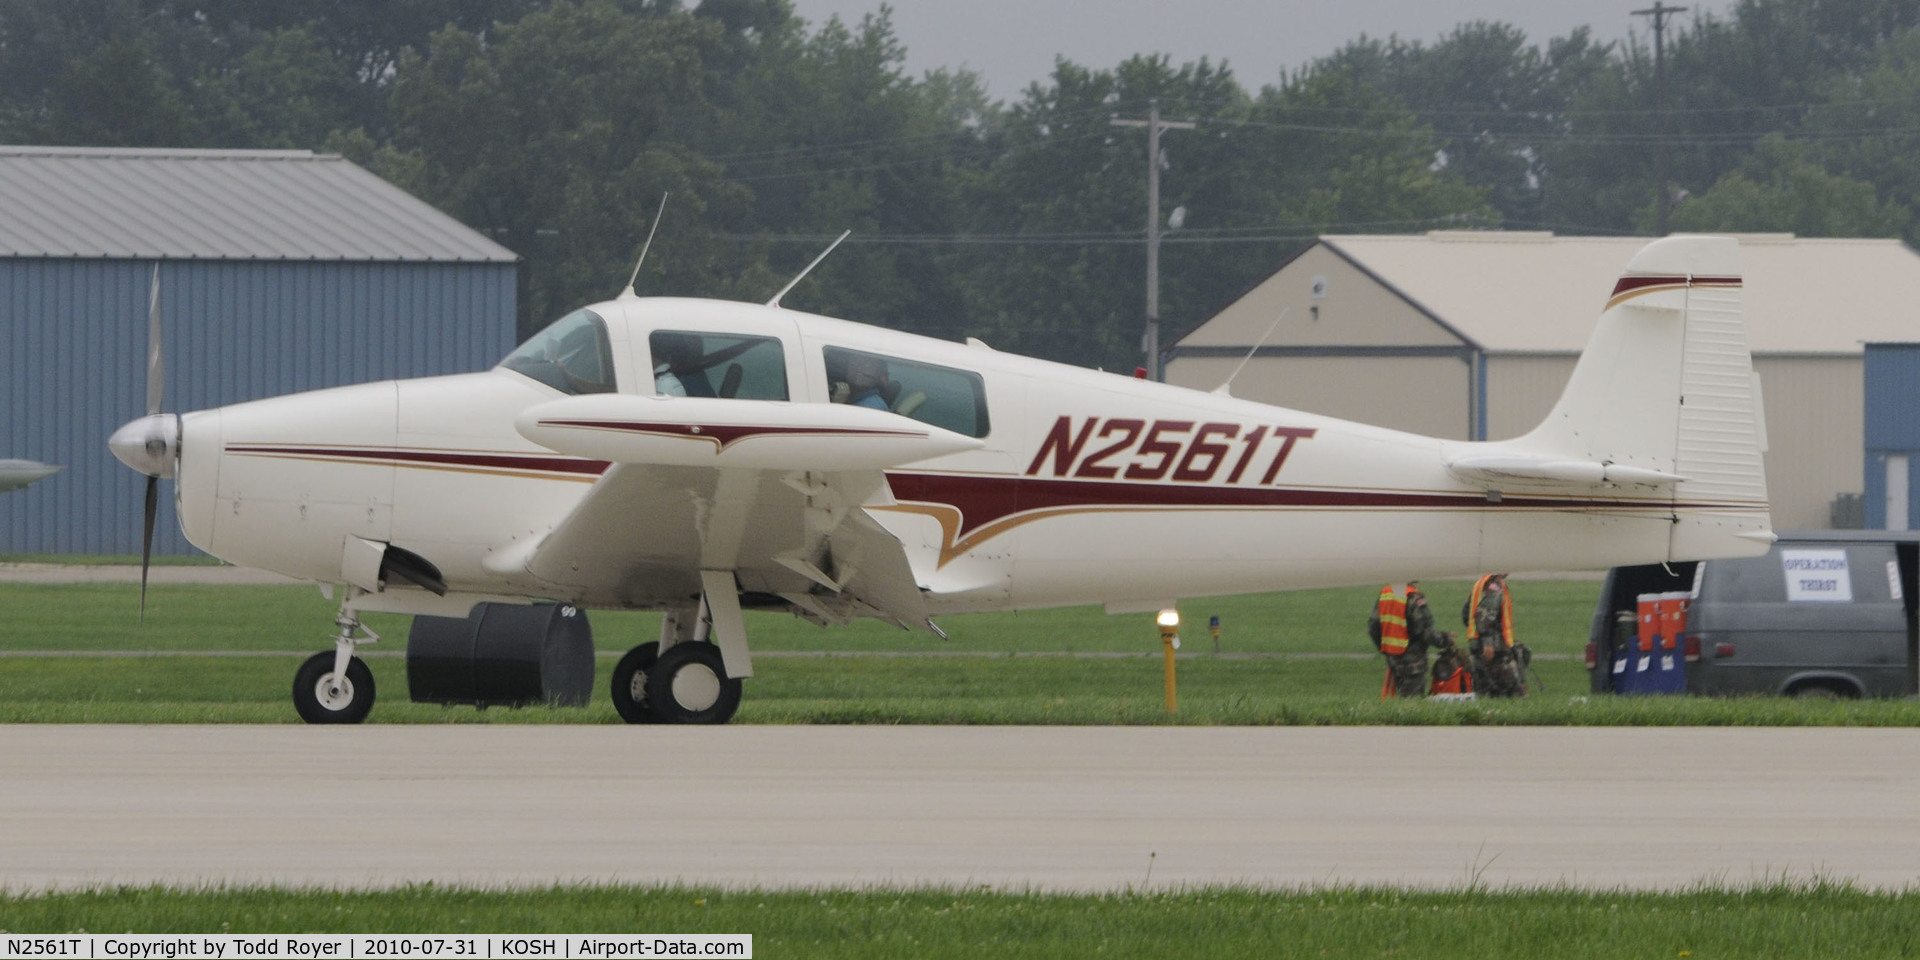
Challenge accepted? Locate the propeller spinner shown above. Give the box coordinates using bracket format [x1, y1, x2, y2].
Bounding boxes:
[105, 266, 179, 618]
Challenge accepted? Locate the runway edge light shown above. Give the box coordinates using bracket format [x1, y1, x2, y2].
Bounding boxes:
[1158, 608, 1180, 714]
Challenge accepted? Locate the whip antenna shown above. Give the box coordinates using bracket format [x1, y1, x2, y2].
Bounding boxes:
[767, 230, 851, 308]
[621, 193, 670, 299]
[1215, 307, 1289, 396]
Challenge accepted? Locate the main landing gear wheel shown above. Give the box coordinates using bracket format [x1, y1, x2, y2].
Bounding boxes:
[293, 651, 376, 724]
[645, 642, 742, 725]
[610, 642, 663, 724]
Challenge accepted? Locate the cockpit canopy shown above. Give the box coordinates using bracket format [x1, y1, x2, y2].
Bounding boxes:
[497, 309, 616, 395]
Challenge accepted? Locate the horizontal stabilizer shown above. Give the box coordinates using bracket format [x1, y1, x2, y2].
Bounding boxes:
[0, 458, 61, 492]
[517, 394, 982, 471]
[1447, 455, 1685, 487]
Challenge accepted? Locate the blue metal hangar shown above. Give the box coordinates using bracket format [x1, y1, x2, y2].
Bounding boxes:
[0, 146, 519, 556]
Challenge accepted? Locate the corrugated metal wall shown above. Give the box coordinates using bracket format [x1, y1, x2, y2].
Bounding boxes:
[1864, 343, 1920, 530]
[1751, 355, 1863, 531]
[0, 258, 517, 554]
[1165, 353, 1473, 439]
[1485, 355, 1577, 441]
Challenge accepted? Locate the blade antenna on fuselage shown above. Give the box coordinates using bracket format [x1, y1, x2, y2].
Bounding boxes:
[1215, 307, 1290, 397]
[767, 230, 851, 308]
[621, 193, 670, 300]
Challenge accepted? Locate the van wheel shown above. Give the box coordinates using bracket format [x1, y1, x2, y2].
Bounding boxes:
[1788, 682, 1850, 700]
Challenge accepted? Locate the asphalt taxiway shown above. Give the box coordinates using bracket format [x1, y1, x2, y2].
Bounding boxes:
[3, 725, 1915, 891]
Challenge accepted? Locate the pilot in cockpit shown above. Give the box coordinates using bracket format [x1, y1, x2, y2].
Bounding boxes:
[652, 332, 716, 397]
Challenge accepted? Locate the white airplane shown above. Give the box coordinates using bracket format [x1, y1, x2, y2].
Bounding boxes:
[0, 459, 60, 492]
[109, 234, 1772, 724]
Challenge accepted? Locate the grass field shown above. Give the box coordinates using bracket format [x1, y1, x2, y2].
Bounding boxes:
[5, 574, 1917, 947]
[0, 576, 1605, 655]
[1, 881, 1913, 958]
[4, 576, 1919, 725]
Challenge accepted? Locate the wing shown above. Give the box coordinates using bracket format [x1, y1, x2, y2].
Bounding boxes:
[488, 394, 981, 628]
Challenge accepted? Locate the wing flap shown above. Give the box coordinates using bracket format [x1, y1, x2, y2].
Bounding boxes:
[487, 459, 930, 629]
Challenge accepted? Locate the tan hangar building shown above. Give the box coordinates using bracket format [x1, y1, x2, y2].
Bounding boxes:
[1164, 231, 1920, 530]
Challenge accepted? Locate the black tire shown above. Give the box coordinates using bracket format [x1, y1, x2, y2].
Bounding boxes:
[610, 642, 662, 724]
[1789, 682, 1851, 700]
[645, 642, 742, 725]
[292, 651, 376, 724]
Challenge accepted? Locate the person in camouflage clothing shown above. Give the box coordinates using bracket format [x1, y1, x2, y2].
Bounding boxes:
[1465, 573, 1528, 698]
[1367, 582, 1457, 697]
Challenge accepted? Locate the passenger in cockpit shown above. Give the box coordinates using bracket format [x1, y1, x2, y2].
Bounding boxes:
[841, 353, 890, 410]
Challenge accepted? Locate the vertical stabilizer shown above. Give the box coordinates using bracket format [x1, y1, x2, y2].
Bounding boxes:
[1514, 235, 1772, 561]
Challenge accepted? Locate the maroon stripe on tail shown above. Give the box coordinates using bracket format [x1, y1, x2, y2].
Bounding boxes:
[1611, 274, 1743, 297]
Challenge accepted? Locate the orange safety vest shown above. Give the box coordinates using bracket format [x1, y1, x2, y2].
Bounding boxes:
[1375, 585, 1411, 656]
[1466, 574, 1514, 648]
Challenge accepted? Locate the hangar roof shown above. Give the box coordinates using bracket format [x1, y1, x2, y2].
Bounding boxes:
[0, 146, 517, 262]
[1186, 232, 1920, 355]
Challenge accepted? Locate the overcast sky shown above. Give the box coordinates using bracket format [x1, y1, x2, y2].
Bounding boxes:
[783, 0, 1735, 99]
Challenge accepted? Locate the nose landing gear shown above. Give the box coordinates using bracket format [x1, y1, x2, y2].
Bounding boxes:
[292, 602, 380, 724]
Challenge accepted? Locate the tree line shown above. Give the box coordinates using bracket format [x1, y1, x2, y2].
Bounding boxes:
[4, 0, 1918, 369]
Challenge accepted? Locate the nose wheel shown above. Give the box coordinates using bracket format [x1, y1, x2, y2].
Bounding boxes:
[293, 600, 380, 724]
[293, 650, 376, 724]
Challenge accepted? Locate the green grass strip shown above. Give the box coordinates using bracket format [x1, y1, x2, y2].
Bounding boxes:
[1, 882, 1914, 958]
[0, 578, 1607, 656]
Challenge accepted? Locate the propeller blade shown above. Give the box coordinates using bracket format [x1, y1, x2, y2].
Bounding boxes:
[140, 474, 157, 621]
[146, 265, 163, 417]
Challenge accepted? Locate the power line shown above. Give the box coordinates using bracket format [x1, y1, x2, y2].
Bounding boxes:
[699, 115, 1920, 188]
[711, 216, 1502, 246]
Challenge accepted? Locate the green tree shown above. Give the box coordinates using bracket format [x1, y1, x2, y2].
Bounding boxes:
[684, 3, 988, 337]
[949, 56, 1489, 371]
[1664, 133, 1907, 235]
[1311, 23, 1616, 228]
[0, 0, 210, 145]
[384, 0, 736, 336]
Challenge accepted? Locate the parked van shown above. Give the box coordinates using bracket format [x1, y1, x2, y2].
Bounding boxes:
[1589, 532, 1920, 698]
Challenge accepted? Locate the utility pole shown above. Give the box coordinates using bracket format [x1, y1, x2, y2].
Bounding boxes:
[1111, 100, 1194, 381]
[1633, 1, 1686, 235]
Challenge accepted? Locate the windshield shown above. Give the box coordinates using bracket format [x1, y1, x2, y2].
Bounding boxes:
[498, 309, 617, 395]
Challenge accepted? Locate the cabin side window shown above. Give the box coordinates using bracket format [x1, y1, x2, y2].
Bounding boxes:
[497, 309, 616, 395]
[822, 346, 990, 438]
[649, 330, 789, 400]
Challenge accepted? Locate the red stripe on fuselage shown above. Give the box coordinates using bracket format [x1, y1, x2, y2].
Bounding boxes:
[884, 472, 1727, 544]
[537, 419, 927, 452]
[226, 445, 610, 476]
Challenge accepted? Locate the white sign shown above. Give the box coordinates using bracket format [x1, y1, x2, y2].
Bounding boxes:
[1781, 548, 1852, 602]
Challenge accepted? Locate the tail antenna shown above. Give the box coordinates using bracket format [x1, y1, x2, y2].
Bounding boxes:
[1214, 307, 1290, 397]
[621, 193, 670, 299]
[767, 230, 851, 308]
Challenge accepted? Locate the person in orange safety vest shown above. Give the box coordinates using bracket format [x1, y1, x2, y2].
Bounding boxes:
[1464, 572, 1529, 698]
[1367, 581, 1457, 698]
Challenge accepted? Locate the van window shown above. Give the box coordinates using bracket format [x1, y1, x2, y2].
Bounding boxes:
[650, 331, 788, 400]
[498, 309, 616, 395]
[823, 346, 990, 438]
